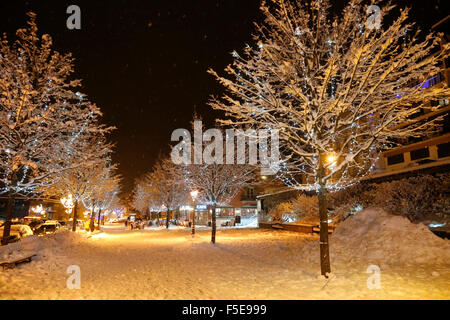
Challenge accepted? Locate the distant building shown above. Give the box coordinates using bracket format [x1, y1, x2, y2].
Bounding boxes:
[366, 15, 450, 182]
[0, 198, 29, 221]
[0, 197, 68, 221]
[175, 175, 276, 226]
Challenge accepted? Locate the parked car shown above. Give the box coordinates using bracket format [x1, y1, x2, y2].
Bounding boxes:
[0, 224, 34, 244]
[58, 221, 68, 228]
[34, 221, 62, 235]
[28, 220, 44, 231]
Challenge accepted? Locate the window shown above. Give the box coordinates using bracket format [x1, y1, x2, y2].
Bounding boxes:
[437, 142, 450, 158]
[217, 208, 234, 217]
[431, 98, 450, 108]
[439, 99, 449, 107]
[387, 153, 404, 165]
[431, 100, 440, 107]
[410, 148, 430, 161]
[241, 187, 256, 201]
[241, 208, 257, 216]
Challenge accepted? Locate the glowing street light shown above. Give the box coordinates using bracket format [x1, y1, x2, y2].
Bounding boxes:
[190, 190, 199, 236]
[60, 194, 75, 214]
[325, 153, 338, 168]
[190, 190, 199, 201]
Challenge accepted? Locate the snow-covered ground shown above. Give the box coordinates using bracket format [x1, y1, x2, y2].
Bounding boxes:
[0, 208, 449, 300]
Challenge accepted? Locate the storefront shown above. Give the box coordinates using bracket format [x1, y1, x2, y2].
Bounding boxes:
[177, 203, 257, 227]
[238, 206, 257, 217]
[195, 204, 209, 225]
[190, 205, 236, 226]
[215, 206, 235, 218]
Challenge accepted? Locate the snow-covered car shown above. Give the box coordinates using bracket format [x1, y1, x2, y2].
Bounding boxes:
[0, 224, 34, 243]
[58, 220, 68, 228]
[34, 221, 62, 235]
[59, 221, 70, 230]
[28, 220, 44, 231]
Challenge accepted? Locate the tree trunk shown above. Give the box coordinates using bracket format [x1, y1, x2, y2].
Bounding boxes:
[1, 195, 15, 246]
[89, 207, 95, 232]
[166, 208, 170, 229]
[97, 209, 102, 229]
[191, 207, 195, 236]
[318, 154, 331, 277]
[211, 204, 217, 244]
[72, 200, 78, 232]
[318, 184, 331, 276]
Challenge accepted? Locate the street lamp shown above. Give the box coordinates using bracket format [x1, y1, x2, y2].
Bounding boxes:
[190, 190, 199, 236]
[324, 152, 339, 185]
[325, 152, 338, 168]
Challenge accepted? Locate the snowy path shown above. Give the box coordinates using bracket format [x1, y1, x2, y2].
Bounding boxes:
[0, 225, 449, 300]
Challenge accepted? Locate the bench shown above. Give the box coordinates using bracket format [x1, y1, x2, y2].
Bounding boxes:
[0, 254, 37, 270]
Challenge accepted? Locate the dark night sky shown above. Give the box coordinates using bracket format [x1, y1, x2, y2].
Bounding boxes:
[0, 0, 447, 199]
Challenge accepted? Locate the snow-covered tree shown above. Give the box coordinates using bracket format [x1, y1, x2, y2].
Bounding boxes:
[82, 166, 120, 231]
[132, 178, 156, 216]
[184, 162, 255, 244]
[209, 0, 450, 275]
[44, 136, 114, 231]
[0, 13, 111, 243]
[139, 156, 187, 229]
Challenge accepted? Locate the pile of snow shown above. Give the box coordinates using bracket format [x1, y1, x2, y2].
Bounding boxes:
[0, 231, 85, 263]
[301, 208, 450, 266]
[235, 215, 258, 228]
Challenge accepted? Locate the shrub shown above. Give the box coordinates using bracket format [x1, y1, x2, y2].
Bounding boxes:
[291, 194, 320, 224]
[268, 202, 294, 222]
[371, 173, 450, 222]
[328, 173, 450, 223]
[268, 194, 320, 224]
[328, 183, 374, 211]
[268, 173, 449, 225]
